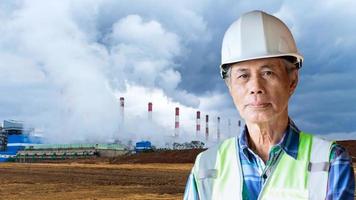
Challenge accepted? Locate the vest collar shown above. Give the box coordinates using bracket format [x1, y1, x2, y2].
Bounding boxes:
[238, 118, 300, 162]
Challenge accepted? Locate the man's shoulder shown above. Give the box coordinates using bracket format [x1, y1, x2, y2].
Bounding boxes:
[309, 133, 352, 162]
[300, 132, 335, 147]
[196, 137, 238, 161]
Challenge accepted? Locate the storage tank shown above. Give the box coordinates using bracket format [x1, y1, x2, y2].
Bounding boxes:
[135, 141, 153, 153]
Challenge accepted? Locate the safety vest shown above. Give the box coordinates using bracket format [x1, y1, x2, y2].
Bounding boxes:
[192, 132, 333, 200]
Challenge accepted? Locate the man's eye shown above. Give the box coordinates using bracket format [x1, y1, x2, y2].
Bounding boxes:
[238, 74, 248, 79]
[263, 71, 273, 76]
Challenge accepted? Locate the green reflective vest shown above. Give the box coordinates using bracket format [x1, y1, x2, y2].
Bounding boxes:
[192, 132, 333, 200]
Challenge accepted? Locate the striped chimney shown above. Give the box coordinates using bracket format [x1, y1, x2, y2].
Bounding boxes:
[148, 102, 153, 121]
[119, 97, 124, 126]
[205, 115, 209, 141]
[174, 107, 179, 137]
[196, 111, 201, 137]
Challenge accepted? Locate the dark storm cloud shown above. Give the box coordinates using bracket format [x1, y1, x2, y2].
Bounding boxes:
[274, 2, 356, 137]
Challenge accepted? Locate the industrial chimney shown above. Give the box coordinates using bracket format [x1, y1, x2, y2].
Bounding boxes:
[119, 97, 125, 126]
[196, 111, 201, 138]
[148, 102, 153, 122]
[205, 115, 209, 141]
[174, 107, 179, 137]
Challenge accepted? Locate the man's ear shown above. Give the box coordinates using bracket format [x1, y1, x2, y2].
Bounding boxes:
[289, 70, 299, 96]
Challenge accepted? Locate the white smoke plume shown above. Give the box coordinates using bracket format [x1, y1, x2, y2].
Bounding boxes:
[0, 1, 238, 146]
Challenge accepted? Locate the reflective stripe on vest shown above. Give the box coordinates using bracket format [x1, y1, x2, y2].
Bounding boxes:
[192, 132, 333, 200]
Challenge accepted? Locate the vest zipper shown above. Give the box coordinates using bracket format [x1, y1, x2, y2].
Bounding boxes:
[257, 150, 285, 200]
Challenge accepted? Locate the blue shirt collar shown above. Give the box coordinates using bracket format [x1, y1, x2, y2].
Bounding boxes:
[238, 118, 300, 163]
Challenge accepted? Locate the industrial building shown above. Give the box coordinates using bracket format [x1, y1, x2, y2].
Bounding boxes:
[0, 120, 41, 162]
[0, 120, 127, 163]
[16, 143, 127, 163]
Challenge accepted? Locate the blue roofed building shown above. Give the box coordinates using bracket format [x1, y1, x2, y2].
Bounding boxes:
[0, 120, 42, 162]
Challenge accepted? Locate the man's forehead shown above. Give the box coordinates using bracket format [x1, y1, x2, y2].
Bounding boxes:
[231, 58, 282, 70]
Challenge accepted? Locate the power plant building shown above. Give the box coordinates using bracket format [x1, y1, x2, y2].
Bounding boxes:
[0, 120, 42, 162]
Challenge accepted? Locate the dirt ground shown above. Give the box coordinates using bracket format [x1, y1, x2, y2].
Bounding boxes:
[110, 149, 205, 164]
[0, 162, 193, 200]
[0, 145, 355, 200]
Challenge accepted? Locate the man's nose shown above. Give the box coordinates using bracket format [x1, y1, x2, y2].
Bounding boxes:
[249, 76, 265, 95]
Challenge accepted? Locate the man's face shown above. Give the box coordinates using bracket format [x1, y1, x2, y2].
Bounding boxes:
[228, 58, 298, 123]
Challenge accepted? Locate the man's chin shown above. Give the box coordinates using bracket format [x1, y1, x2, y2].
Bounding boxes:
[243, 113, 274, 124]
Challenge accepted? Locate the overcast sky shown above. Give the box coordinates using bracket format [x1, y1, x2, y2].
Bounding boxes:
[0, 0, 355, 144]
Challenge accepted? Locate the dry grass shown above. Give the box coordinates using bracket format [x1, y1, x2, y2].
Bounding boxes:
[0, 163, 193, 200]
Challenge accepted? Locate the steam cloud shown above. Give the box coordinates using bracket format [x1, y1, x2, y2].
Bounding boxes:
[0, 0, 355, 144]
[0, 1, 237, 145]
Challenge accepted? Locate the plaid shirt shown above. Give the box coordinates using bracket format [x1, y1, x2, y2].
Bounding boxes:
[184, 120, 355, 200]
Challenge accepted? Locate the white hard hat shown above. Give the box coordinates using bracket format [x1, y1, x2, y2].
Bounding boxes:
[220, 10, 303, 79]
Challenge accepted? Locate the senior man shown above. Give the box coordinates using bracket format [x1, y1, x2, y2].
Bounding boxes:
[184, 10, 355, 200]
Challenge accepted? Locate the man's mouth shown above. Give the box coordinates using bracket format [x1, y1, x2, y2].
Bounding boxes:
[247, 102, 271, 108]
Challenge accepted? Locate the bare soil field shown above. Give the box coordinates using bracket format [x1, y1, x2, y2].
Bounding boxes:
[0, 145, 355, 200]
[0, 162, 193, 200]
[0, 149, 204, 200]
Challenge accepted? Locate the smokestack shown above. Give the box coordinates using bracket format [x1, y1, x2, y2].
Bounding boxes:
[174, 107, 179, 137]
[217, 117, 221, 142]
[148, 102, 153, 121]
[196, 111, 201, 138]
[119, 97, 125, 126]
[205, 115, 209, 141]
